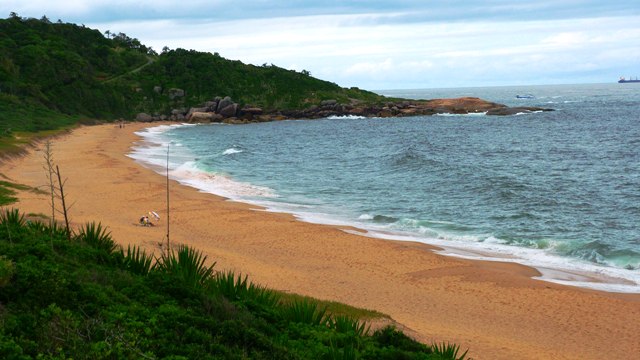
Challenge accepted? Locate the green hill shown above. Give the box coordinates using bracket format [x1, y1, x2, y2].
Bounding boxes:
[0, 13, 384, 135]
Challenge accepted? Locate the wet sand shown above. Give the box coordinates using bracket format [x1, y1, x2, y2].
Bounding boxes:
[2, 123, 639, 359]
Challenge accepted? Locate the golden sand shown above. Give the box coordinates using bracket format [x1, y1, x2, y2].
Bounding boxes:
[2, 123, 639, 359]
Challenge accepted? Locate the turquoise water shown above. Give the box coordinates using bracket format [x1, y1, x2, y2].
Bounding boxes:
[130, 83, 640, 292]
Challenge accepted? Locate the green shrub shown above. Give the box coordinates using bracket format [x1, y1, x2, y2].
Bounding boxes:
[329, 315, 370, 337]
[280, 298, 328, 326]
[211, 270, 280, 308]
[156, 245, 215, 289]
[430, 342, 469, 360]
[119, 244, 156, 276]
[76, 222, 116, 254]
[371, 326, 431, 353]
[0, 208, 25, 228]
[0, 255, 15, 286]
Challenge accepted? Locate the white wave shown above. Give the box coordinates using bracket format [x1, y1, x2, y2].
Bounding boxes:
[514, 110, 543, 116]
[358, 213, 374, 220]
[170, 163, 276, 199]
[434, 111, 487, 117]
[326, 115, 366, 120]
[358, 229, 640, 293]
[223, 148, 243, 155]
[129, 124, 275, 200]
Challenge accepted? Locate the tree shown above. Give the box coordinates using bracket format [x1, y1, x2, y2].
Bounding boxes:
[162, 46, 170, 54]
[301, 69, 311, 76]
[104, 30, 111, 39]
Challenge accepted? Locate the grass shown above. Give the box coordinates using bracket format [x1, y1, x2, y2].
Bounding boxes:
[0, 128, 75, 158]
[0, 177, 48, 206]
[277, 292, 390, 321]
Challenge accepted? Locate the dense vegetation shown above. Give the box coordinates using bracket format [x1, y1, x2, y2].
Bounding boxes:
[0, 14, 149, 131]
[0, 13, 384, 136]
[0, 209, 468, 359]
[131, 49, 382, 115]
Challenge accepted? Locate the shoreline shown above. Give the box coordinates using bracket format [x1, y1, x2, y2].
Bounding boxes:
[2, 122, 639, 359]
[132, 122, 640, 294]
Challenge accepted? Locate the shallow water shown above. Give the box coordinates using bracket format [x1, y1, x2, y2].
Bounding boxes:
[129, 83, 640, 292]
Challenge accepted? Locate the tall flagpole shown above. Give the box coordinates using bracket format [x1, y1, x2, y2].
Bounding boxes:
[166, 143, 170, 252]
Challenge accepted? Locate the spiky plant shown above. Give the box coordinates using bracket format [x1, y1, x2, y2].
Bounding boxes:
[213, 270, 249, 300]
[430, 342, 470, 360]
[156, 245, 216, 289]
[26, 220, 48, 234]
[211, 270, 280, 307]
[245, 283, 280, 308]
[280, 298, 328, 326]
[76, 222, 117, 254]
[120, 245, 156, 276]
[329, 315, 370, 337]
[0, 208, 25, 227]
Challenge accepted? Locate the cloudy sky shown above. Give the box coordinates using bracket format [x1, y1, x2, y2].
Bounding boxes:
[3, 1, 640, 90]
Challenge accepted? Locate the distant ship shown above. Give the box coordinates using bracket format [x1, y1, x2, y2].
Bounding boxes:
[515, 94, 535, 99]
[618, 76, 640, 83]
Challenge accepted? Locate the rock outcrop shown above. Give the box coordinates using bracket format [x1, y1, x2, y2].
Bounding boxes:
[189, 112, 223, 123]
[138, 95, 553, 123]
[135, 113, 153, 122]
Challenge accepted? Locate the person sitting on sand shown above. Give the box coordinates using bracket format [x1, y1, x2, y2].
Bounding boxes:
[139, 216, 154, 226]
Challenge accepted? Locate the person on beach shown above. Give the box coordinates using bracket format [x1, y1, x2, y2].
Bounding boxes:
[139, 216, 153, 226]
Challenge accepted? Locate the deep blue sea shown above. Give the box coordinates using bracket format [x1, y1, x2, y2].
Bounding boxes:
[129, 83, 640, 292]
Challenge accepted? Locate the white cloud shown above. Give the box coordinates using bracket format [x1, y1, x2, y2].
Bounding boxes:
[4, 1, 640, 89]
[344, 59, 395, 76]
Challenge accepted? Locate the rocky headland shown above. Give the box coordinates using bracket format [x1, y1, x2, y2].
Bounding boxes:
[136, 95, 553, 124]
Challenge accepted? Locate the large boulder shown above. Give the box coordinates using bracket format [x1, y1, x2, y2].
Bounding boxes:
[186, 107, 209, 120]
[189, 112, 223, 123]
[136, 113, 153, 122]
[219, 103, 239, 118]
[204, 101, 218, 112]
[216, 96, 233, 113]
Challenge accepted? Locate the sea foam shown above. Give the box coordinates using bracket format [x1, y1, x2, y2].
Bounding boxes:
[223, 148, 243, 155]
[129, 124, 275, 200]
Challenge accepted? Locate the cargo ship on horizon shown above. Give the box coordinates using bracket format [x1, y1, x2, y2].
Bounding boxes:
[619, 76, 640, 83]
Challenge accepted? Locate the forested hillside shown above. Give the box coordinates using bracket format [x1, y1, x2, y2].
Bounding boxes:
[0, 13, 383, 134]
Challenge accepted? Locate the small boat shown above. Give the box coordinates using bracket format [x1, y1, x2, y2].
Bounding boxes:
[618, 76, 640, 83]
[515, 94, 535, 99]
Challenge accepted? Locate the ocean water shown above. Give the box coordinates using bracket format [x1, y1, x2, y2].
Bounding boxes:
[129, 83, 640, 293]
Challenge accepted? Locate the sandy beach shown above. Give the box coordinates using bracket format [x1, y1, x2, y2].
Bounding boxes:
[2, 122, 639, 359]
